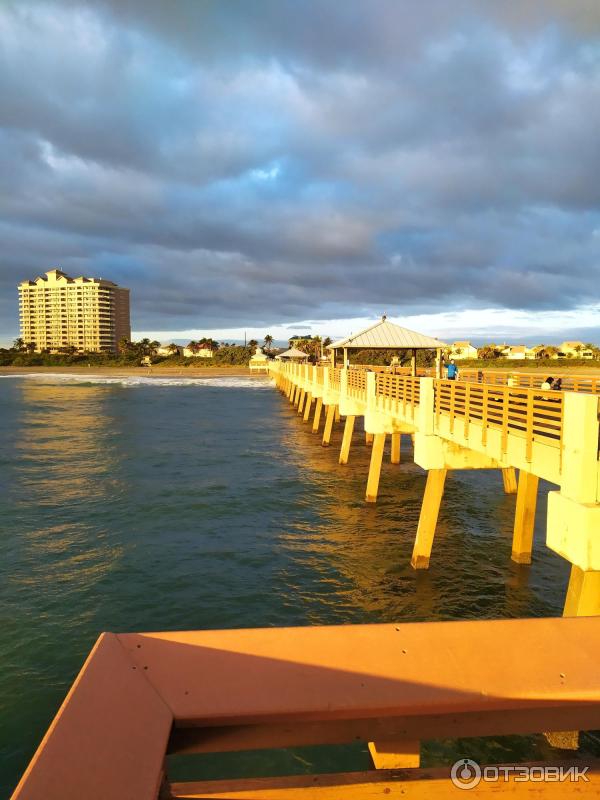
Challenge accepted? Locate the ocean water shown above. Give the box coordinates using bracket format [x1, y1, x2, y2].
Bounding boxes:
[0, 373, 583, 794]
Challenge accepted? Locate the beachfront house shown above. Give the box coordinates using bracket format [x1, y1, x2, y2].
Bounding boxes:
[558, 341, 594, 359]
[501, 345, 536, 360]
[448, 341, 478, 360]
[183, 345, 215, 358]
[156, 343, 182, 357]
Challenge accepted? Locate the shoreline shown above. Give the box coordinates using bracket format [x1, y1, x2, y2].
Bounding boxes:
[0, 365, 258, 378]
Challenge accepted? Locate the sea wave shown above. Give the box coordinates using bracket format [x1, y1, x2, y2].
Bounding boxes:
[0, 373, 271, 389]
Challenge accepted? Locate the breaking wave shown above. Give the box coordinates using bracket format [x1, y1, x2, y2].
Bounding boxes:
[0, 373, 271, 389]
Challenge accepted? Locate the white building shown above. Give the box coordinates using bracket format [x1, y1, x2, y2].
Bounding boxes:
[448, 341, 478, 360]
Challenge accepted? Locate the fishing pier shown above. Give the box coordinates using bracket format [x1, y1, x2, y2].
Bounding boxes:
[272, 357, 600, 618]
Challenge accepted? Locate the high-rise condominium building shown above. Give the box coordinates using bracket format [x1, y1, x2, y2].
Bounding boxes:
[18, 269, 131, 354]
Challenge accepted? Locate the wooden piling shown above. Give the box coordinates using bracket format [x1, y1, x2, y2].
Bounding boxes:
[563, 565, 600, 617]
[302, 393, 312, 422]
[411, 469, 447, 569]
[339, 415, 355, 465]
[511, 470, 539, 565]
[312, 397, 323, 433]
[502, 467, 517, 494]
[391, 432, 401, 465]
[365, 433, 386, 502]
[368, 740, 420, 769]
[322, 404, 336, 447]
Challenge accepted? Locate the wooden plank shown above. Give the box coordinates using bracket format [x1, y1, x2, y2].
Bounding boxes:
[168, 704, 600, 755]
[117, 618, 600, 728]
[167, 762, 600, 798]
[12, 633, 172, 800]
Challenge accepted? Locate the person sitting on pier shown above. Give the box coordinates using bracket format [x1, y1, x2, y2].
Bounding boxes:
[446, 359, 458, 380]
[552, 377, 563, 391]
[541, 376, 554, 390]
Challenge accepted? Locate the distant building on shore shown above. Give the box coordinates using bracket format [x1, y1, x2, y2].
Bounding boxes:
[558, 341, 594, 359]
[448, 341, 478, 360]
[18, 268, 130, 354]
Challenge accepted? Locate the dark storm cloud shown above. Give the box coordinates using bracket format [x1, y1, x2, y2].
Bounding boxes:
[0, 0, 599, 336]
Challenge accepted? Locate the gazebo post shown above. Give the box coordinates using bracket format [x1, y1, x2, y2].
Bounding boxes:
[411, 349, 417, 377]
[343, 347, 348, 368]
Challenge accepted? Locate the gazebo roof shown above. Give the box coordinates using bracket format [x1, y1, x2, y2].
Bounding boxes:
[328, 317, 446, 350]
[277, 347, 309, 359]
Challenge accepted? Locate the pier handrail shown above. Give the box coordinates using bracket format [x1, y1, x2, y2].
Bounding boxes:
[454, 369, 600, 394]
[347, 367, 367, 396]
[12, 617, 600, 799]
[270, 361, 578, 461]
[434, 380, 563, 459]
[330, 367, 342, 391]
[376, 372, 421, 410]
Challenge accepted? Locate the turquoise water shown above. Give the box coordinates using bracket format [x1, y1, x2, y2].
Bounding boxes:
[0, 374, 581, 794]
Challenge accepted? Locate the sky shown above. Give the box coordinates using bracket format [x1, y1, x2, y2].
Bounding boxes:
[1, 0, 599, 347]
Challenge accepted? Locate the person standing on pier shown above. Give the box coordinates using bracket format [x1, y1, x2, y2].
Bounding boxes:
[447, 359, 458, 380]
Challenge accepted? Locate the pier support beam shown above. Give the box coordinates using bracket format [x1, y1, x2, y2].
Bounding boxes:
[322, 404, 336, 447]
[368, 740, 420, 769]
[545, 567, 600, 751]
[365, 433, 386, 503]
[563, 566, 600, 617]
[411, 469, 447, 569]
[502, 467, 518, 494]
[312, 398, 323, 433]
[511, 470, 539, 565]
[339, 415, 355, 465]
[302, 393, 312, 422]
[391, 432, 401, 465]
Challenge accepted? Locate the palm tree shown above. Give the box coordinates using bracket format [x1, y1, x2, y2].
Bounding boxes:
[12, 338, 25, 352]
[167, 343, 179, 355]
[118, 336, 131, 354]
[248, 339, 258, 351]
[264, 334, 274, 352]
[26, 342, 36, 353]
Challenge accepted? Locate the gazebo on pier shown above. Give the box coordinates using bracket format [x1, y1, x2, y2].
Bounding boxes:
[328, 316, 446, 377]
[275, 346, 310, 363]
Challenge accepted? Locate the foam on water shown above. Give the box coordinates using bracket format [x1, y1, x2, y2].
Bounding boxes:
[0, 372, 271, 388]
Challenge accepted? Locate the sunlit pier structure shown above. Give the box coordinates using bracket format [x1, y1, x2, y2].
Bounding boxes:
[270, 320, 600, 620]
[12, 617, 600, 798]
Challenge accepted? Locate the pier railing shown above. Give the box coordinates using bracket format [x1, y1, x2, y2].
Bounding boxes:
[13, 617, 600, 799]
[272, 362, 571, 458]
[434, 380, 563, 462]
[458, 369, 600, 394]
[347, 367, 367, 396]
[376, 372, 421, 411]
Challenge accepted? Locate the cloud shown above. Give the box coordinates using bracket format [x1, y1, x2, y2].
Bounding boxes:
[1, 0, 599, 342]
